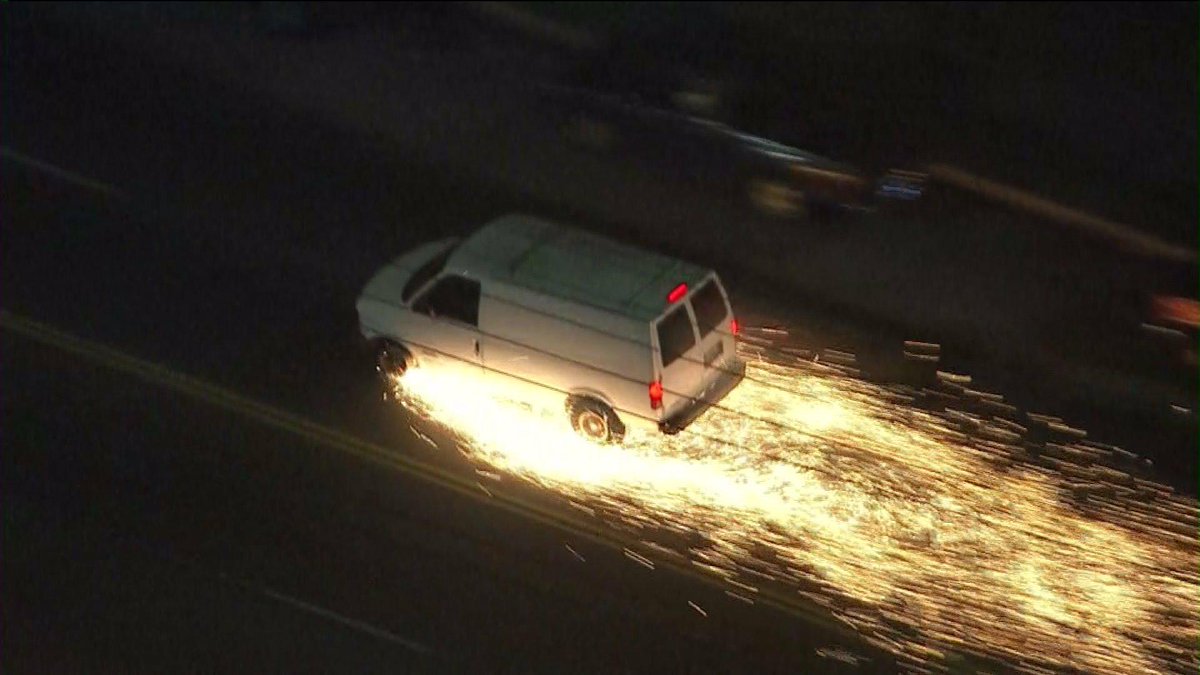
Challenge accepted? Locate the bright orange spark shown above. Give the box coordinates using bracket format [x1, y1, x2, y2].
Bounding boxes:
[394, 344, 1199, 674]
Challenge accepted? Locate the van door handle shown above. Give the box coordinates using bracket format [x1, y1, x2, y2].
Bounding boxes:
[474, 339, 480, 357]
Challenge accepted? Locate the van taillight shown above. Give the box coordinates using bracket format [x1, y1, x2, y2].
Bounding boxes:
[667, 283, 688, 304]
[649, 379, 663, 409]
[730, 318, 740, 336]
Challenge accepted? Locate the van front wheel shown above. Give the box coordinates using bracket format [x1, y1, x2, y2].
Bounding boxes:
[375, 341, 413, 384]
[567, 396, 625, 444]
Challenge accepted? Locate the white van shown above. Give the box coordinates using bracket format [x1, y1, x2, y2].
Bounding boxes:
[356, 214, 745, 443]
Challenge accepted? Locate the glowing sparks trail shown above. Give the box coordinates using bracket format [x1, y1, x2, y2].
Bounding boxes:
[392, 344, 1199, 674]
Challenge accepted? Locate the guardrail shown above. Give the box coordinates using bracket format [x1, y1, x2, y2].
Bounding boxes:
[926, 163, 1196, 264]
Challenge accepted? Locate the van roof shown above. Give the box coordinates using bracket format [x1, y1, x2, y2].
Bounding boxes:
[447, 214, 711, 322]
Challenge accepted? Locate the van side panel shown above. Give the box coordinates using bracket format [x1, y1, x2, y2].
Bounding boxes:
[478, 283, 657, 429]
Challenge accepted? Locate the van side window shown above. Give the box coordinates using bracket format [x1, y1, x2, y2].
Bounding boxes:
[690, 280, 728, 337]
[402, 243, 458, 303]
[413, 275, 481, 326]
[657, 303, 696, 367]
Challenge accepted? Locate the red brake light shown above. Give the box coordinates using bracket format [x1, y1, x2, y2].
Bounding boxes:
[648, 379, 663, 409]
[730, 318, 740, 336]
[667, 283, 688, 304]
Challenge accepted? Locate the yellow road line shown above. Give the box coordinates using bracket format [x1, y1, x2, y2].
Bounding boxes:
[0, 310, 865, 647]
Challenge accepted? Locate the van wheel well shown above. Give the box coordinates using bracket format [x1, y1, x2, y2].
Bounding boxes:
[565, 395, 625, 444]
[373, 339, 414, 381]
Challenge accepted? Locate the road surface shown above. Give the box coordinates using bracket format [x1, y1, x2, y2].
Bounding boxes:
[2, 9, 1194, 673]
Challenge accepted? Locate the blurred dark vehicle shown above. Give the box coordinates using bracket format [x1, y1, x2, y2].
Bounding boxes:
[542, 44, 925, 222]
[1141, 261, 1199, 369]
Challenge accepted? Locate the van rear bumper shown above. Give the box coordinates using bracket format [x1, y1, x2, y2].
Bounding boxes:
[659, 358, 747, 435]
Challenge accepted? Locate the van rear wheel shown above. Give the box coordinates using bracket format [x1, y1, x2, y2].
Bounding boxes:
[567, 396, 625, 444]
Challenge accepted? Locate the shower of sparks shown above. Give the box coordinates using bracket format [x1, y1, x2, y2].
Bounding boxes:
[391, 339, 1199, 673]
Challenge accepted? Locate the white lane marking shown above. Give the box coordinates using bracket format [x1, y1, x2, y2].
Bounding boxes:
[564, 543, 586, 562]
[261, 587, 431, 654]
[816, 646, 869, 665]
[1, 146, 124, 196]
[623, 548, 655, 570]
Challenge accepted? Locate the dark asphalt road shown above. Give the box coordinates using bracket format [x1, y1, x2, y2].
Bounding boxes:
[1, 14, 889, 674]
[1, 9, 1194, 674]
[2, 337, 886, 673]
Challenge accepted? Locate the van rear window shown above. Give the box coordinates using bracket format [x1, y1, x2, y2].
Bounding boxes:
[691, 280, 728, 337]
[657, 303, 696, 368]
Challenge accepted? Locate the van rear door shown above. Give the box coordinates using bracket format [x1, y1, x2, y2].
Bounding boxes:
[687, 276, 737, 399]
[653, 300, 705, 418]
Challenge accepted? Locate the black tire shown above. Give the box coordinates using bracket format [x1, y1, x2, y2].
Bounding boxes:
[375, 340, 413, 384]
[566, 396, 625, 444]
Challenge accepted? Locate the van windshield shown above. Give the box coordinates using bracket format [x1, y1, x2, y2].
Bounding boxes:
[402, 242, 458, 304]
